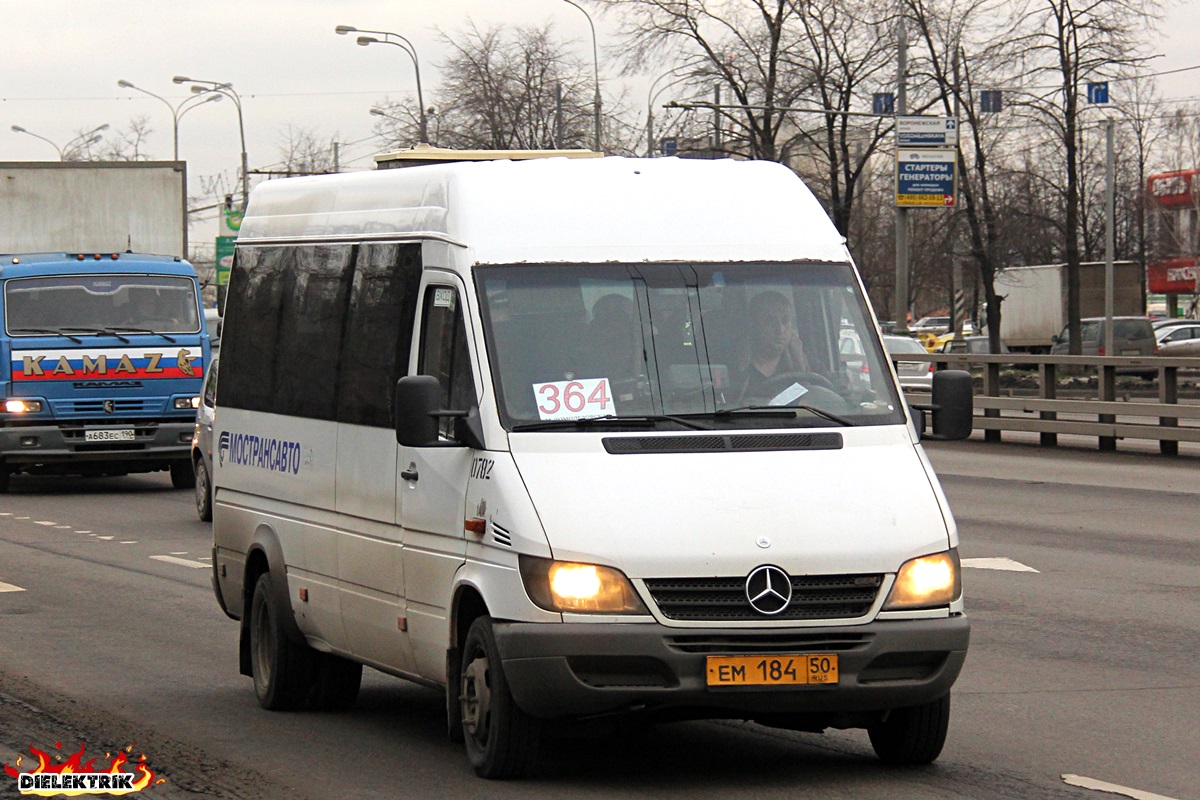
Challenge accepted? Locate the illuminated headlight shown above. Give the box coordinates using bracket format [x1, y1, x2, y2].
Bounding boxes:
[519, 555, 647, 614]
[4, 399, 43, 414]
[175, 397, 201, 410]
[882, 550, 961, 610]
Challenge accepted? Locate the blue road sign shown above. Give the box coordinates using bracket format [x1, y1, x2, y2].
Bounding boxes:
[980, 90, 1002, 113]
[896, 148, 957, 207]
[873, 93, 895, 115]
[660, 137, 678, 156]
[1087, 82, 1109, 104]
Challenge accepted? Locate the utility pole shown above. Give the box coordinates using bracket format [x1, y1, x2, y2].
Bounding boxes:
[893, 16, 910, 333]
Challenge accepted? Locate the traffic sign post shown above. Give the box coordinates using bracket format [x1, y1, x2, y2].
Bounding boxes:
[896, 116, 958, 148]
[896, 149, 957, 207]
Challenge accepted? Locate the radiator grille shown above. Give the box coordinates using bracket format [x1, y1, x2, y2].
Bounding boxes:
[644, 574, 882, 622]
[604, 432, 842, 454]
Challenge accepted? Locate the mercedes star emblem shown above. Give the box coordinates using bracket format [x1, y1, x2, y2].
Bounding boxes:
[745, 564, 792, 615]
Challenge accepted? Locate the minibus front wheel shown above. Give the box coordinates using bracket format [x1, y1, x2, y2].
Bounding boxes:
[460, 617, 542, 778]
[867, 693, 951, 764]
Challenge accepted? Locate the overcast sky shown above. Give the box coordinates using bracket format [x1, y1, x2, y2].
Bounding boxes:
[3, 0, 1198, 254]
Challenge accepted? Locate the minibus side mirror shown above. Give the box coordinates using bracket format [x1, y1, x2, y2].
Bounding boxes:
[394, 375, 485, 450]
[908, 369, 972, 441]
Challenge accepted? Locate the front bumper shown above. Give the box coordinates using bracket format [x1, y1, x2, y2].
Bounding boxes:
[494, 615, 969, 721]
[0, 419, 193, 467]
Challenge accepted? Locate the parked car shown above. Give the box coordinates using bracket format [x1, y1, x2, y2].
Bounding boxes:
[1152, 316, 1198, 332]
[1050, 317, 1157, 357]
[883, 334, 935, 390]
[909, 315, 951, 335]
[1155, 321, 1200, 356]
[191, 357, 218, 521]
[204, 307, 222, 354]
[940, 334, 1010, 355]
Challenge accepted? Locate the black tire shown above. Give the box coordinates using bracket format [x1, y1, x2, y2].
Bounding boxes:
[248, 572, 314, 711]
[0, 466, 9, 494]
[459, 617, 541, 779]
[309, 651, 362, 712]
[868, 694, 951, 765]
[194, 458, 213, 522]
[170, 459, 195, 489]
[446, 650, 465, 744]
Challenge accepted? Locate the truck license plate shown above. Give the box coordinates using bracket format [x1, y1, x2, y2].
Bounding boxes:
[706, 654, 839, 687]
[85, 429, 135, 442]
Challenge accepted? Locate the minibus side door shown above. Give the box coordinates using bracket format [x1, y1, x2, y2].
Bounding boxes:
[398, 278, 479, 680]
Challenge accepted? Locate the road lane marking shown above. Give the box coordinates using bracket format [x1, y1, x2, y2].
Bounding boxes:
[170, 551, 188, 555]
[77, 530, 92, 534]
[34, 521, 56, 526]
[120, 541, 138, 545]
[1062, 774, 1179, 800]
[0, 581, 25, 593]
[150, 555, 209, 569]
[962, 557, 1039, 573]
[55, 525, 70, 529]
[96, 536, 113, 541]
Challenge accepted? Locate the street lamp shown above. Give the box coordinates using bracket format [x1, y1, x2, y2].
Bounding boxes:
[11, 123, 108, 160]
[117, 79, 222, 160]
[646, 68, 691, 157]
[337, 25, 428, 143]
[559, 0, 602, 152]
[173, 76, 249, 209]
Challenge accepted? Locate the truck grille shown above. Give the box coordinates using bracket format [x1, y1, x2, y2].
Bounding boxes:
[643, 574, 883, 622]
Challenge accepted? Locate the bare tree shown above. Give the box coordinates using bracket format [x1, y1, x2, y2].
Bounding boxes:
[274, 124, 339, 175]
[1019, 0, 1160, 351]
[70, 117, 154, 161]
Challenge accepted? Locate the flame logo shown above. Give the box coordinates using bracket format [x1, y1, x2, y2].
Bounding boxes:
[3, 743, 161, 796]
[176, 349, 196, 378]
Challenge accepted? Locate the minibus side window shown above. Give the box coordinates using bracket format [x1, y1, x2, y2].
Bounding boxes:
[337, 244, 422, 427]
[419, 286, 478, 439]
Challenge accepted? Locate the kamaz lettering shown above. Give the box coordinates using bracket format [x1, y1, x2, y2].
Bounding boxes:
[11, 348, 203, 382]
[219, 431, 302, 475]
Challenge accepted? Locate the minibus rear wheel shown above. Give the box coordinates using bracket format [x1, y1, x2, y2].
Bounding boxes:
[867, 694, 951, 764]
[249, 572, 314, 711]
[459, 617, 541, 778]
[310, 652, 362, 711]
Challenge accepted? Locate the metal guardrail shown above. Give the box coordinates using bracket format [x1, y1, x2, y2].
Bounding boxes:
[899, 353, 1200, 456]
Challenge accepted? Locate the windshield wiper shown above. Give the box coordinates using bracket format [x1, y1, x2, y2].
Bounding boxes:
[9, 327, 84, 344]
[58, 326, 132, 344]
[713, 404, 857, 427]
[103, 326, 177, 343]
[512, 413, 711, 432]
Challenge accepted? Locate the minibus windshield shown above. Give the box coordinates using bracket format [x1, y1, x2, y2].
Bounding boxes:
[476, 262, 906, 431]
[5, 275, 201, 335]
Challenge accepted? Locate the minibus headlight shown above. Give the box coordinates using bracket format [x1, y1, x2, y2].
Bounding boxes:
[4, 399, 43, 414]
[519, 555, 647, 614]
[883, 550, 961, 610]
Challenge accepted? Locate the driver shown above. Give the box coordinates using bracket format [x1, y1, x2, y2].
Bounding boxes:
[735, 290, 808, 402]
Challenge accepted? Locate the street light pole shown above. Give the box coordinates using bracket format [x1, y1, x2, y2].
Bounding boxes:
[173, 76, 249, 209]
[646, 69, 690, 157]
[117, 80, 221, 160]
[337, 25, 428, 144]
[11, 123, 109, 161]
[560, 0, 602, 152]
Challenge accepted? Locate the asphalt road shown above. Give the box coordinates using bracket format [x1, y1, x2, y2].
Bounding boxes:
[0, 441, 1196, 800]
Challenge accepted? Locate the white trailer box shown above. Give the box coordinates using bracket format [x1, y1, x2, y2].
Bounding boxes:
[0, 161, 186, 257]
[996, 261, 1142, 351]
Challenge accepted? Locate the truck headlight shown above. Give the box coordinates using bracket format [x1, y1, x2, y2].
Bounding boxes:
[175, 397, 200, 410]
[519, 555, 647, 614]
[4, 399, 43, 413]
[882, 550, 961, 610]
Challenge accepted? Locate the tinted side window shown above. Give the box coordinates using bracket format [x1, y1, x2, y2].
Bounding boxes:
[419, 286, 478, 438]
[274, 246, 354, 420]
[337, 244, 422, 427]
[221, 246, 286, 412]
[1113, 320, 1151, 340]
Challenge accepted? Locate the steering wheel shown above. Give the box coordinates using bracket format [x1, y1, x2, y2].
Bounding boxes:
[756, 370, 838, 397]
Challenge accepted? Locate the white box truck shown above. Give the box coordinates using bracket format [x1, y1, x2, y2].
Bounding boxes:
[995, 261, 1143, 352]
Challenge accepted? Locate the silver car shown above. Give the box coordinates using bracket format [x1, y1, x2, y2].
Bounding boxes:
[191, 357, 218, 521]
[883, 334, 935, 390]
[1155, 321, 1200, 356]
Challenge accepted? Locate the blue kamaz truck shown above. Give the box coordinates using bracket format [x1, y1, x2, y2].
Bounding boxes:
[0, 252, 210, 492]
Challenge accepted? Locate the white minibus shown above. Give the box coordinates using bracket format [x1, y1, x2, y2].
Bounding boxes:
[211, 154, 972, 778]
